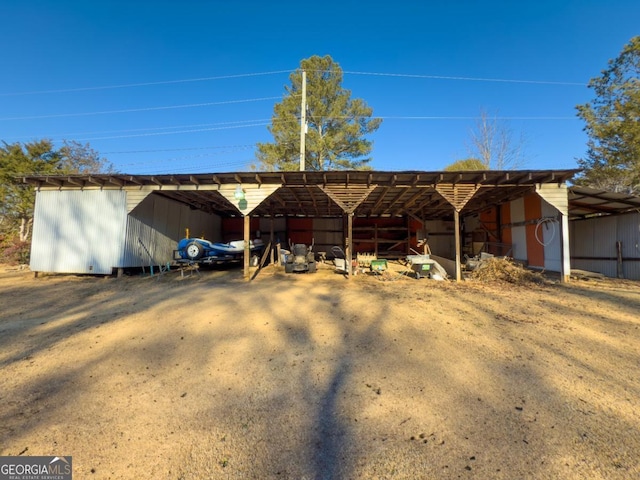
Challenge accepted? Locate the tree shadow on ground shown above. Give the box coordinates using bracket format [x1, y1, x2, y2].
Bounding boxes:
[1, 270, 639, 479]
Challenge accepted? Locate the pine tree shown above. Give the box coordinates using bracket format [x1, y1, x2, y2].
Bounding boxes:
[576, 36, 640, 193]
[256, 55, 382, 171]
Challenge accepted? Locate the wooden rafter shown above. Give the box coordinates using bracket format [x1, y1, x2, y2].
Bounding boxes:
[382, 188, 409, 215]
[320, 184, 377, 214]
[435, 184, 481, 212]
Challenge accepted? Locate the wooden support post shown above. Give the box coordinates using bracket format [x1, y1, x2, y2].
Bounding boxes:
[560, 213, 571, 283]
[407, 217, 411, 256]
[454, 209, 462, 282]
[270, 217, 275, 265]
[347, 213, 353, 277]
[616, 241, 624, 279]
[374, 224, 378, 258]
[434, 184, 480, 282]
[244, 215, 250, 281]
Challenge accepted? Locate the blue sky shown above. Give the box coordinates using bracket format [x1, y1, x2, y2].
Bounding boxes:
[1, 1, 638, 174]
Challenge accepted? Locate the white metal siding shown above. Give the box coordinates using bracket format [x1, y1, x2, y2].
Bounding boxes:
[123, 193, 222, 267]
[536, 184, 568, 215]
[617, 213, 640, 279]
[126, 190, 153, 213]
[541, 200, 562, 272]
[570, 212, 640, 279]
[510, 197, 527, 262]
[30, 190, 127, 274]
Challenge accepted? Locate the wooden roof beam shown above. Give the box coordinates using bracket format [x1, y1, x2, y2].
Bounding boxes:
[67, 176, 84, 187]
[381, 189, 408, 215]
[305, 185, 319, 215]
[408, 195, 447, 216]
[86, 176, 105, 186]
[370, 186, 390, 214]
[45, 177, 63, 187]
[391, 189, 426, 215]
[569, 201, 621, 215]
[472, 172, 488, 184]
[108, 176, 124, 187]
[574, 191, 640, 208]
[288, 186, 305, 213]
[269, 191, 287, 208]
[151, 176, 163, 187]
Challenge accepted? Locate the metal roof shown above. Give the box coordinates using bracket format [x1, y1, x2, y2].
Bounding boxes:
[23, 169, 579, 219]
[568, 186, 640, 218]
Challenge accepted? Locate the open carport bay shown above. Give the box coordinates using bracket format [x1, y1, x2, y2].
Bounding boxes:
[0, 265, 639, 479]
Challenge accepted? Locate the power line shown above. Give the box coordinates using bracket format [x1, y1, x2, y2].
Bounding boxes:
[0, 96, 283, 121]
[112, 147, 255, 166]
[0, 70, 292, 97]
[14, 120, 274, 141]
[342, 71, 585, 86]
[126, 159, 254, 175]
[374, 115, 578, 120]
[5, 114, 576, 144]
[0, 68, 586, 99]
[73, 121, 276, 141]
[103, 144, 255, 155]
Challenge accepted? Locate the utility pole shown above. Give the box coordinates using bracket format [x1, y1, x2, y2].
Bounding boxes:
[299, 70, 307, 171]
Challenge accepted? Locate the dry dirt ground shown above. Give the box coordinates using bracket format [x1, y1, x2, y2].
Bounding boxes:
[0, 262, 639, 480]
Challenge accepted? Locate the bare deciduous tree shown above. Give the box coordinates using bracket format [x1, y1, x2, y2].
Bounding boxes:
[467, 108, 528, 170]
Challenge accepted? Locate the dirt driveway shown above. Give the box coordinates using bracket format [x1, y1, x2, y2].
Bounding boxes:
[0, 263, 639, 479]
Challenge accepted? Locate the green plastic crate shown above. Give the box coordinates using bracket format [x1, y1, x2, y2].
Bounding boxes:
[370, 259, 388, 271]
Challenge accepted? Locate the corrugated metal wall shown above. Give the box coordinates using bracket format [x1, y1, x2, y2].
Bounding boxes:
[312, 217, 343, 255]
[510, 197, 528, 262]
[30, 190, 127, 274]
[617, 213, 640, 279]
[422, 220, 455, 258]
[536, 183, 570, 278]
[541, 199, 562, 272]
[500, 193, 565, 273]
[124, 193, 221, 267]
[259, 217, 287, 246]
[571, 212, 640, 279]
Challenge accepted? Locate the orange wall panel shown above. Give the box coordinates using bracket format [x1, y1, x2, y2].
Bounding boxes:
[501, 203, 512, 247]
[523, 194, 544, 267]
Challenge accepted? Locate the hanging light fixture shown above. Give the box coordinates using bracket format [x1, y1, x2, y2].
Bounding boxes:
[234, 184, 245, 200]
